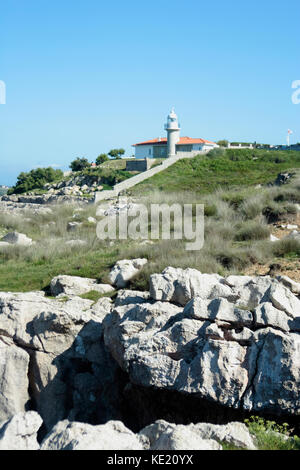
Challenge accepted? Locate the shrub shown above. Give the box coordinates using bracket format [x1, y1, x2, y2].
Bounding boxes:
[96, 154, 109, 165]
[204, 204, 217, 217]
[207, 147, 226, 159]
[245, 416, 300, 450]
[235, 221, 270, 241]
[70, 157, 90, 172]
[8, 167, 63, 195]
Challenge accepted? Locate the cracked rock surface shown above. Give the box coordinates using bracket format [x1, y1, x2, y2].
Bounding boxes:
[104, 267, 300, 416]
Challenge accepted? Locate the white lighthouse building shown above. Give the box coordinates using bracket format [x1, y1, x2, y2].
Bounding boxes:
[133, 109, 218, 159]
[164, 108, 181, 158]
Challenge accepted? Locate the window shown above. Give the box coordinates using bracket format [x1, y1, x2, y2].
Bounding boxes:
[149, 148, 151, 155]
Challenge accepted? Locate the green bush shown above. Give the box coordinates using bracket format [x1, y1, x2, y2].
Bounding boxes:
[8, 167, 63, 195]
[207, 147, 226, 159]
[70, 157, 90, 172]
[96, 154, 109, 165]
[245, 416, 300, 450]
[235, 221, 270, 241]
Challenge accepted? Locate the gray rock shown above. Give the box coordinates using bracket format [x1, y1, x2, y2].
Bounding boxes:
[267, 283, 300, 318]
[254, 302, 290, 332]
[183, 297, 253, 327]
[139, 420, 256, 450]
[109, 258, 148, 288]
[115, 289, 150, 306]
[41, 420, 143, 450]
[150, 267, 233, 306]
[50, 275, 114, 297]
[139, 420, 222, 450]
[1, 231, 33, 246]
[276, 275, 300, 295]
[0, 290, 119, 432]
[0, 412, 42, 450]
[0, 340, 30, 423]
[103, 270, 300, 416]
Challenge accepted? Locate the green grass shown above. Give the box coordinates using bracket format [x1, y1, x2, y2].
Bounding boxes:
[131, 149, 300, 195]
[1, 150, 300, 293]
[80, 289, 117, 303]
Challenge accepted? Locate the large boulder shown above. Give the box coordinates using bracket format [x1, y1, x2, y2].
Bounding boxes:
[103, 269, 300, 417]
[150, 267, 234, 306]
[0, 412, 42, 450]
[0, 340, 30, 422]
[139, 420, 255, 450]
[109, 259, 148, 288]
[50, 275, 114, 297]
[0, 290, 120, 432]
[41, 420, 143, 450]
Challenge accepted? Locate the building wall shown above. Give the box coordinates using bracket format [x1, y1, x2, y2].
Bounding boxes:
[134, 142, 218, 159]
[134, 144, 154, 159]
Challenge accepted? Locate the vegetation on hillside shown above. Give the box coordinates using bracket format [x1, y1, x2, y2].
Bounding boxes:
[0, 170, 300, 293]
[7, 167, 64, 195]
[131, 148, 300, 195]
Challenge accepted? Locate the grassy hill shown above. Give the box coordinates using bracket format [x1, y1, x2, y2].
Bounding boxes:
[0, 148, 300, 294]
[131, 149, 300, 196]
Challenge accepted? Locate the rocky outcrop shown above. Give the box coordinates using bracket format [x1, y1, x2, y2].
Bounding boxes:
[109, 258, 148, 288]
[0, 412, 42, 450]
[50, 275, 114, 297]
[0, 269, 299, 449]
[104, 267, 300, 418]
[139, 420, 256, 450]
[41, 420, 143, 450]
[0, 288, 122, 432]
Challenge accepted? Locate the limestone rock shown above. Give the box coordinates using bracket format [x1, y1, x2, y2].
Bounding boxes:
[276, 275, 300, 295]
[0, 290, 119, 432]
[0, 340, 30, 423]
[103, 270, 300, 417]
[139, 421, 222, 450]
[139, 420, 256, 450]
[41, 420, 143, 450]
[267, 283, 300, 318]
[109, 258, 148, 288]
[50, 275, 114, 297]
[0, 412, 42, 450]
[1, 231, 33, 246]
[115, 289, 150, 306]
[150, 267, 234, 306]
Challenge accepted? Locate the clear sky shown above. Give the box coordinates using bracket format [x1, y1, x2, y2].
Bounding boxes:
[0, 0, 299, 185]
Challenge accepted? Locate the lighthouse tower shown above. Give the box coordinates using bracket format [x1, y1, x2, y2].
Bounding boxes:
[164, 108, 180, 158]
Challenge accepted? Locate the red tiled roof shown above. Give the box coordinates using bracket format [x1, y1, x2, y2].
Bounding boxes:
[132, 137, 216, 146]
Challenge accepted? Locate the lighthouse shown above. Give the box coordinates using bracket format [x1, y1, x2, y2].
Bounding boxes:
[164, 108, 180, 158]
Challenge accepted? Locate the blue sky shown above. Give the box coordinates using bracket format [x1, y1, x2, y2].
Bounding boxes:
[0, 0, 299, 185]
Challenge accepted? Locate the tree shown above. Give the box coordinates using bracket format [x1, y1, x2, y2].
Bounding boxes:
[108, 148, 125, 159]
[70, 157, 90, 172]
[96, 153, 109, 165]
[217, 140, 229, 147]
[7, 167, 63, 195]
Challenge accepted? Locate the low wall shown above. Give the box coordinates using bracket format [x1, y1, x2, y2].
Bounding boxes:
[125, 159, 151, 172]
[95, 152, 205, 203]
